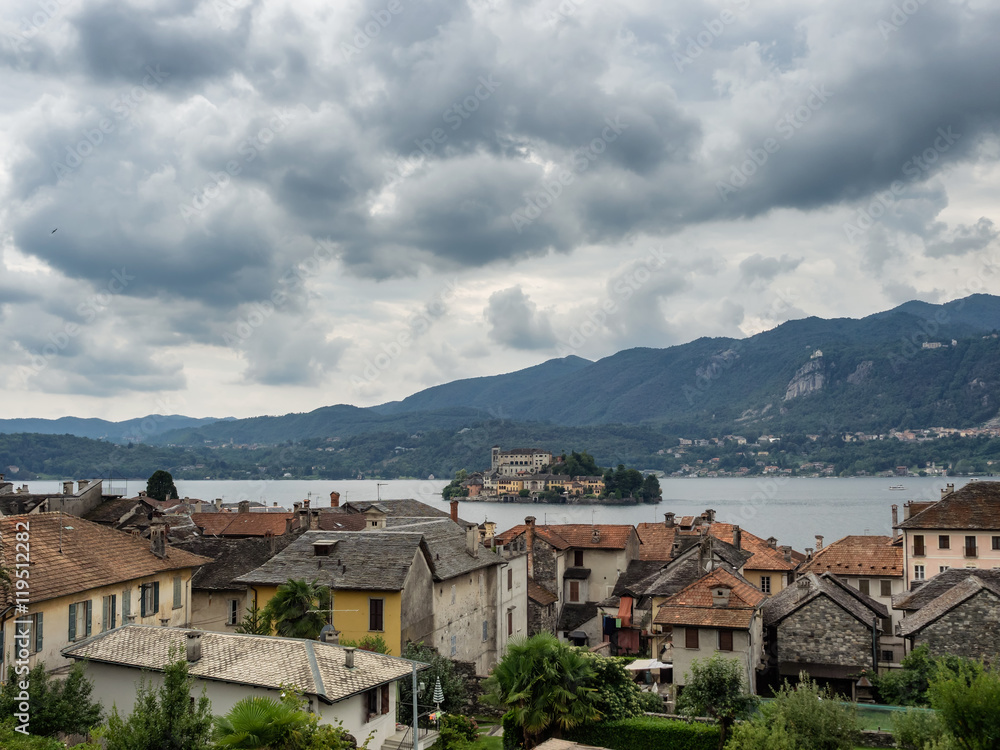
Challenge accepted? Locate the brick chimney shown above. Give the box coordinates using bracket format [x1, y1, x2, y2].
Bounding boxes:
[238, 500, 250, 514]
[310, 509, 320, 530]
[815, 535, 824, 551]
[450, 500, 459, 522]
[732, 525, 742, 550]
[186, 631, 202, 662]
[664, 512, 676, 528]
[303, 497, 311, 509]
[330, 491, 340, 508]
[525, 516, 536, 579]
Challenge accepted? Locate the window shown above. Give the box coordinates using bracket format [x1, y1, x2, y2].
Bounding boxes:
[227, 600, 239, 626]
[993, 536, 1000, 551]
[965, 536, 977, 557]
[569, 581, 580, 602]
[914, 565, 925, 581]
[141, 582, 159, 618]
[507, 569, 513, 591]
[574, 550, 584, 567]
[858, 579, 870, 596]
[940, 565, 951, 573]
[938, 535, 950, 550]
[451, 585, 456, 605]
[21, 612, 43, 653]
[880, 580, 892, 597]
[450, 634, 457, 657]
[483, 619, 489, 642]
[685, 628, 699, 649]
[913, 535, 925, 556]
[759, 576, 771, 594]
[365, 685, 389, 721]
[173, 576, 182, 609]
[68, 601, 92, 642]
[718, 630, 733, 651]
[369, 598, 384, 632]
[881, 649, 894, 663]
[122, 588, 131, 622]
[102, 595, 117, 632]
[881, 616, 893, 633]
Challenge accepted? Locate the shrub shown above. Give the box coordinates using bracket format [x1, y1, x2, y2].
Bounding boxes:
[439, 714, 479, 750]
[638, 691, 666, 713]
[928, 660, 1000, 750]
[398, 642, 467, 727]
[501, 713, 523, 750]
[0, 662, 103, 737]
[565, 716, 720, 750]
[586, 654, 644, 721]
[893, 709, 948, 750]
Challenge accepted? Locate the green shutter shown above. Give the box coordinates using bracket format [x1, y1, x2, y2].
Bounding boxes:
[85, 601, 92, 637]
[68, 603, 77, 641]
[173, 576, 182, 608]
[122, 588, 129, 619]
[153, 582, 159, 615]
[34, 612, 43, 652]
[102, 597, 109, 632]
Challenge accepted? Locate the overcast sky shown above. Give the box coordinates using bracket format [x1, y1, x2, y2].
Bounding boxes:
[2, 0, 999, 421]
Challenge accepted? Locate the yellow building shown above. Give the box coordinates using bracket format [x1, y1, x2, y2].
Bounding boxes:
[498, 477, 525, 495]
[0, 513, 210, 677]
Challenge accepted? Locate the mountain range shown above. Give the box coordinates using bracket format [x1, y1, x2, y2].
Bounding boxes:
[5, 294, 1000, 447]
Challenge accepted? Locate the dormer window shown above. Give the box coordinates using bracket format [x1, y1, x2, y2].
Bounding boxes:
[313, 540, 337, 556]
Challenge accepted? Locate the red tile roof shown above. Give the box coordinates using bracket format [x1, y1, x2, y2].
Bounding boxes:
[653, 567, 765, 629]
[897, 482, 1000, 530]
[798, 535, 903, 577]
[191, 512, 296, 537]
[636, 522, 799, 571]
[494, 524, 636, 550]
[0, 513, 211, 603]
[528, 578, 558, 606]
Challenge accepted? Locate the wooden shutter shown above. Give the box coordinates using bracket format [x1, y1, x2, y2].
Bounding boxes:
[685, 628, 698, 649]
[85, 601, 92, 637]
[153, 582, 160, 615]
[380, 683, 390, 714]
[858, 579, 870, 596]
[68, 603, 77, 641]
[569, 581, 579, 602]
[507, 610, 513, 636]
[718, 630, 733, 651]
[103, 597, 109, 632]
[34, 612, 43, 653]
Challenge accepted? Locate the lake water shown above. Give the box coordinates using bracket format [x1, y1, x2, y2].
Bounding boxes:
[25, 476, 977, 552]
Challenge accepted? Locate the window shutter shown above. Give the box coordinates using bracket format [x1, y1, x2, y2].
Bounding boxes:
[380, 684, 390, 714]
[174, 577, 182, 608]
[153, 582, 160, 615]
[85, 601, 92, 637]
[123, 588, 130, 619]
[35, 612, 43, 652]
[68, 603, 77, 641]
[103, 597, 109, 632]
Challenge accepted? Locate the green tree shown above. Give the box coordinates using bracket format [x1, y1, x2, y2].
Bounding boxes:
[0, 662, 103, 737]
[263, 579, 327, 640]
[928, 660, 1000, 750]
[102, 657, 213, 750]
[397, 641, 467, 727]
[586, 655, 644, 722]
[212, 695, 308, 749]
[676, 653, 757, 750]
[234, 598, 273, 636]
[442, 469, 470, 501]
[726, 674, 859, 750]
[483, 633, 600, 749]
[639, 474, 661, 502]
[874, 645, 980, 707]
[145, 469, 178, 502]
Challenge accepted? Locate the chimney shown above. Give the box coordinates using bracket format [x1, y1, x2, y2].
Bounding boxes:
[214, 498, 222, 511]
[704, 508, 716, 523]
[805, 547, 814, 560]
[591, 528, 601, 543]
[238, 500, 250, 514]
[77, 479, 90, 491]
[767, 536, 778, 549]
[320, 628, 339, 644]
[525, 516, 536, 579]
[310, 509, 320, 531]
[186, 631, 202, 662]
[450, 500, 459, 522]
[63, 481, 74, 495]
[780, 545, 792, 563]
[303, 497, 310, 509]
[285, 516, 295, 536]
[891, 504, 898, 528]
[195, 500, 203, 513]
[942, 483, 955, 498]
[466, 525, 479, 557]
[344, 646, 356, 669]
[664, 512, 676, 528]
[150, 525, 166, 558]
[732, 526, 742, 550]
[815, 535, 824, 551]
[330, 491, 340, 508]
[711, 585, 732, 607]
[267, 529, 276, 555]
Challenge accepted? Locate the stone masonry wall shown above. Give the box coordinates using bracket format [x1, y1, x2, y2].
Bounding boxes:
[917, 590, 1000, 660]
[778, 595, 873, 667]
[531, 539, 558, 594]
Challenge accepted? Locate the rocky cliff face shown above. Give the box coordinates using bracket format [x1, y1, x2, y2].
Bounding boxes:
[784, 358, 825, 401]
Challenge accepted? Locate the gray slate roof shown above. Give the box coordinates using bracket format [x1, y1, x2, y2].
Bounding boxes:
[174, 533, 304, 590]
[898, 575, 1000, 636]
[892, 568, 1000, 611]
[62, 625, 422, 704]
[763, 572, 889, 628]
[558, 602, 599, 631]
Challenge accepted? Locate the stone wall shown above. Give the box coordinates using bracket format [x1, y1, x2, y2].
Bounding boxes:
[778, 595, 873, 667]
[528, 600, 557, 637]
[916, 589, 1000, 660]
[531, 539, 558, 594]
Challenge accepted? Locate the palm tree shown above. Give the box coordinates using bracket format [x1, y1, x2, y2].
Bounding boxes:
[262, 579, 326, 640]
[484, 633, 600, 748]
[212, 696, 308, 749]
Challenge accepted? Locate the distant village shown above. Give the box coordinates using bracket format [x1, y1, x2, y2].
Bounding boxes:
[4, 466, 1000, 745]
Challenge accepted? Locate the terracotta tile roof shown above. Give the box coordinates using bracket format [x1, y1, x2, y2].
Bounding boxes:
[190, 512, 296, 537]
[0, 513, 212, 603]
[63, 625, 422, 703]
[652, 567, 765, 629]
[899, 575, 1000, 637]
[797, 535, 903, 577]
[636, 524, 679, 560]
[763, 572, 888, 628]
[528, 578, 558, 606]
[494, 524, 636, 550]
[636, 522, 799, 571]
[896, 482, 1000, 530]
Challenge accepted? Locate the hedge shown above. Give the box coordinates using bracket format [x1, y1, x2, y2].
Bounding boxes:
[565, 716, 721, 750]
[502, 713, 523, 750]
